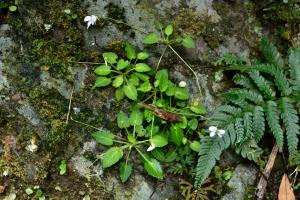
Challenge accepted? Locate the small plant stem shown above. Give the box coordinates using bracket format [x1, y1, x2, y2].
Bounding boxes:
[105, 17, 148, 34]
[66, 86, 75, 124]
[133, 125, 136, 138]
[69, 61, 106, 65]
[70, 117, 100, 130]
[114, 140, 129, 144]
[136, 140, 149, 144]
[155, 46, 168, 71]
[70, 117, 126, 140]
[150, 116, 155, 138]
[141, 92, 155, 103]
[125, 148, 132, 164]
[167, 45, 202, 97]
[135, 147, 150, 163]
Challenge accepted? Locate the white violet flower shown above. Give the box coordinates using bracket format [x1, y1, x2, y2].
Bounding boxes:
[84, 15, 97, 29]
[179, 81, 187, 88]
[147, 143, 156, 152]
[208, 126, 225, 138]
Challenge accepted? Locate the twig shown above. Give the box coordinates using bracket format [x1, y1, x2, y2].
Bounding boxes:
[66, 86, 75, 124]
[256, 144, 279, 200]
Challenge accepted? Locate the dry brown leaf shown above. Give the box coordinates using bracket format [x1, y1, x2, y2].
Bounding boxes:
[278, 173, 296, 200]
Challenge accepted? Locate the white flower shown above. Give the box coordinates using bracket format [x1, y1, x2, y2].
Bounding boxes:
[3, 170, 9, 176]
[147, 144, 155, 152]
[217, 129, 225, 137]
[26, 143, 38, 152]
[44, 24, 52, 32]
[179, 81, 187, 88]
[84, 15, 97, 29]
[208, 126, 225, 138]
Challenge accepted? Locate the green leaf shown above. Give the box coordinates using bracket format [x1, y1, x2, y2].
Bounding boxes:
[103, 52, 118, 64]
[164, 25, 173, 36]
[128, 74, 140, 86]
[94, 65, 111, 76]
[129, 108, 143, 126]
[178, 116, 188, 129]
[94, 77, 112, 88]
[189, 141, 201, 152]
[92, 130, 115, 146]
[117, 59, 129, 70]
[137, 52, 150, 60]
[137, 81, 152, 92]
[119, 162, 133, 183]
[9, 5, 17, 12]
[155, 69, 169, 92]
[117, 111, 130, 128]
[144, 158, 163, 179]
[113, 75, 124, 88]
[182, 36, 195, 48]
[102, 147, 123, 168]
[134, 72, 150, 81]
[136, 125, 146, 137]
[166, 83, 175, 96]
[165, 150, 177, 162]
[151, 149, 165, 161]
[124, 84, 138, 100]
[190, 104, 206, 114]
[143, 33, 160, 45]
[170, 125, 183, 145]
[125, 42, 136, 59]
[59, 160, 67, 175]
[135, 63, 152, 72]
[154, 21, 164, 31]
[115, 87, 125, 101]
[188, 118, 198, 130]
[150, 134, 168, 147]
[174, 87, 190, 100]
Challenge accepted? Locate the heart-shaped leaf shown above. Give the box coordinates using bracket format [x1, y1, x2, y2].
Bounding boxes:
[103, 52, 118, 64]
[102, 147, 123, 168]
[189, 140, 201, 152]
[150, 134, 168, 147]
[92, 131, 115, 146]
[119, 162, 133, 183]
[129, 108, 143, 126]
[182, 36, 195, 48]
[164, 24, 173, 36]
[137, 52, 150, 60]
[113, 75, 124, 88]
[125, 42, 136, 59]
[94, 65, 111, 76]
[117, 111, 129, 128]
[117, 59, 129, 70]
[137, 81, 152, 92]
[135, 63, 152, 72]
[143, 33, 160, 44]
[174, 87, 190, 100]
[123, 84, 138, 100]
[144, 158, 163, 179]
[94, 77, 112, 88]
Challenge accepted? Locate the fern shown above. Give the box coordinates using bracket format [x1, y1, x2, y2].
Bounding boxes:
[279, 97, 300, 155]
[265, 101, 284, 151]
[194, 38, 300, 187]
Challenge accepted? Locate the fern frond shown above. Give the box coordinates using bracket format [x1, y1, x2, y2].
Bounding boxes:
[253, 106, 265, 143]
[235, 140, 263, 162]
[222, 89, 263, 105]
[279, 97, 299, 155]
[194, 136, 227, 187]
[260, 37, 284, 69]
[289, 48, 300, 90]
[249, 70, 275, 99]
[235, 118, 245, 144]
[233, 74, 256, 90]
[265, 101, 284, 151]
[243, 112, 253, 140]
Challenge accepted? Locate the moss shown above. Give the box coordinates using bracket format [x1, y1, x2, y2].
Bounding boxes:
[172, 8, 206, 37]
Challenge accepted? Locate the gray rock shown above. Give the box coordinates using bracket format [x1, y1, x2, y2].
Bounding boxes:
[222, 164, 258, 200]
